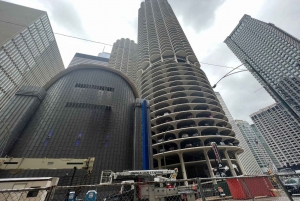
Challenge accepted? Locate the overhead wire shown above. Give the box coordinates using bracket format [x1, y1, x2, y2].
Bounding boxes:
[3, 19, 262, 91]
[1, 18, 246, 70]
[0, 19, 27, 28]
[54, 33, 113, 47]
[1, 15, 268, 154]
[212, 63, 246, 88]
[3, 18, 265, 92]
[254, 87, 264, 93]
[53, 33, 246, 69]
[199, 62, 244, 69]
[54, 33, 247, 69]
[2, 18, 265, 93]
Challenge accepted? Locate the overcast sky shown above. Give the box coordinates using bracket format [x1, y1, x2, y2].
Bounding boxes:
[3, 0, 300, 123]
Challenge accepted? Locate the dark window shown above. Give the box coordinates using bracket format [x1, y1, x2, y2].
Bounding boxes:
[65, 102, 111, 110]
[75, 83, 114, 92]
[27, 187, 40, 197]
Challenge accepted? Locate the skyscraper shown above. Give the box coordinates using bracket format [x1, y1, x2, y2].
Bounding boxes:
[138, 0, 200, 69]
[215, 92, 262, 175]
[68, 52, 109, 67]
[251, 124, 281, 169]
[108, 38, 138, 83]
[251, 103, 300, 165]
[225, 14, 300, 121]
[98, 52, 111, 59]
[235, 120, 278, 173]
[0, 1, 64, 112]
[137, 0, 244, 179]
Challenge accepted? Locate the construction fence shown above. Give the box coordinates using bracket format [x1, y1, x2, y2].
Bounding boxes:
[0, 174, 299, 201]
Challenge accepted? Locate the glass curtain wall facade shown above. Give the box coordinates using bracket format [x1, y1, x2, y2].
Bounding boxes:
[251, 124, 281, 169]
[137, 0, 244, 179]
[225, 14, 300, 120]
[251, 103, 300, 165]
[215, 92, 261, 175]
[0, 1, 64, 112]
[235, 120, 276, 173]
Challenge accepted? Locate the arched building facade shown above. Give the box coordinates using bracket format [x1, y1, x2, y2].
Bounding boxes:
[0, 64, 141, 185]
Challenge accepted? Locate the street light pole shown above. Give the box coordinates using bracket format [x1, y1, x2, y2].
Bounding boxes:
[212, 64, 247, 88]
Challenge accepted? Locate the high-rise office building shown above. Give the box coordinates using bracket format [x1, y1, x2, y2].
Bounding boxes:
[251, 103, 300, 165]
[215, 92, 262, 175]
[235, 120, 278, 173]
[251, 124, 281, 169]
[225, 14, 300, 121]
[0, 1, 64, 112]
[68, 53, 109, 67]
[137, 0, 244, 179]
[108, 38, 138, 83]
[98, 52, 111, 59]
[0, 64, 143, 185]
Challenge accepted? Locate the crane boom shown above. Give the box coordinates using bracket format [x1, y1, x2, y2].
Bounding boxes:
[0, 157, 95, 173]
[114, 169, 175, 178]
[100, 169, 178, 185]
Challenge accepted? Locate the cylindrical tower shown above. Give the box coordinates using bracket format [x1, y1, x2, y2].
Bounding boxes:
[109, 38, 138, 83]
[138, 0, 244, 179]
[138, 0, 199, 70]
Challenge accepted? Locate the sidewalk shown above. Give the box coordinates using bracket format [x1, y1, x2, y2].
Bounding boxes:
[198, 196, 300, 201]
[197, 196, 233, 201]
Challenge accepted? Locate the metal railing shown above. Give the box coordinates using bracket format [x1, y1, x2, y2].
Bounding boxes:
[1, 174, 299, 201]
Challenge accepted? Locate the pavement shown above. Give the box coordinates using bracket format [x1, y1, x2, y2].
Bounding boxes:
[234, 197, 300, 201]
[197, 195, 300, 201]
[197, 196, 232, 201]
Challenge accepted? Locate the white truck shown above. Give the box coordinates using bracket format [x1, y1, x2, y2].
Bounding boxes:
[100, 168, 197, 201]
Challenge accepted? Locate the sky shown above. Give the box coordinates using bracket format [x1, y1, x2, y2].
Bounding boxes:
[3, 0, 300, 123]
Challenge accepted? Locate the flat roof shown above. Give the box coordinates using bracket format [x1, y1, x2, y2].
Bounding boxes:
[0, 1, 46, 46]
[74, 53, 109, 62]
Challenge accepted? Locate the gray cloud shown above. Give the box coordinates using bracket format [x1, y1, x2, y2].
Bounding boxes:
[42, 0, 88, 37]
[3, 0, 88, 37]
[200, 44, 242, 69]
[217, 73, 275, 123]
[169, 0, 225, 32]
[4, 0, 298, 123]
[200, 44, 275, 123]
[128, 16, 138, 41]
[196, 0, 300, 123]
[199, 44, 245, 87]
[256, 0, 300, 39]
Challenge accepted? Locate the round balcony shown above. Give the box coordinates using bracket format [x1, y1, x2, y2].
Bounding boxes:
[139, 61, 243, 179]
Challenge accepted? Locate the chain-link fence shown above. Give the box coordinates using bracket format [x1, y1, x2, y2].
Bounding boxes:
[49, 180, 198, 201]
[0, 187, 53, 201]
[1, 174, 300, 201]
